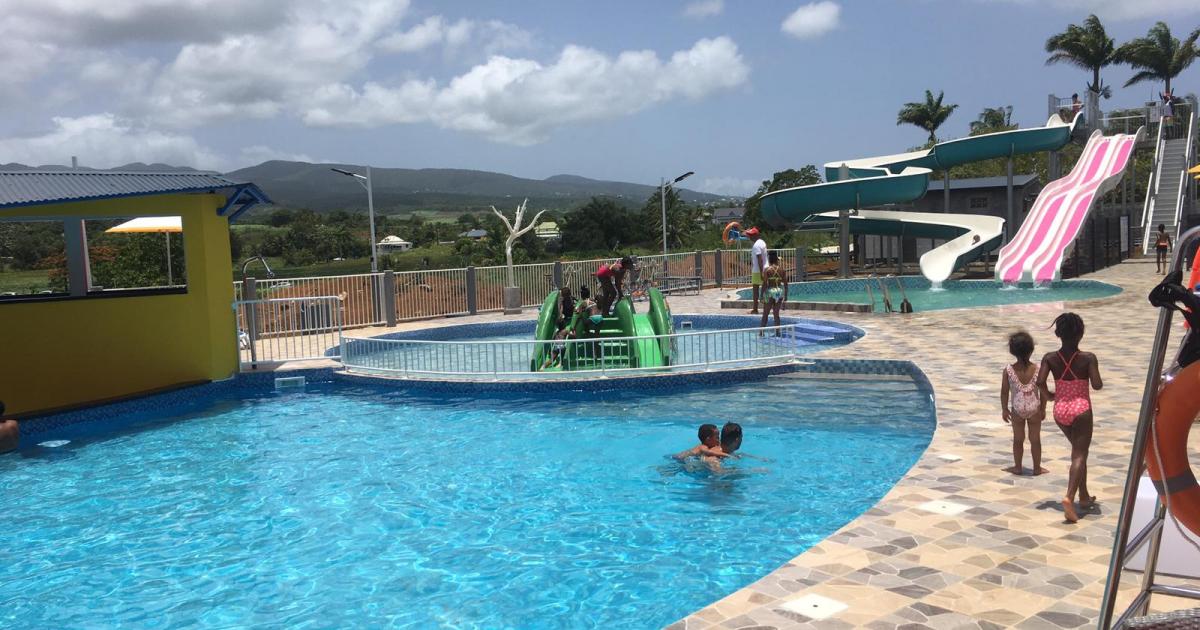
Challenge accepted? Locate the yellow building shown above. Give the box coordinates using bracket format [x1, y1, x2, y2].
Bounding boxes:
[0, 171, 270, 416]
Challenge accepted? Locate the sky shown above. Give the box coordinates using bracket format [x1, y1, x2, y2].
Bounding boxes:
[0, 0, 1198, 196]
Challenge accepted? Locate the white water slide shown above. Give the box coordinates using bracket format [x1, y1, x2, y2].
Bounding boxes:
[995, 128, 1143, 284]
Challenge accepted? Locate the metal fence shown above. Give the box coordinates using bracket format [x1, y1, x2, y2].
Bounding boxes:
[1061, 212, 1136, 279]
[235, 248, 804, 331]
[235, 295, 344, 367]
[340, 324, 806, 380]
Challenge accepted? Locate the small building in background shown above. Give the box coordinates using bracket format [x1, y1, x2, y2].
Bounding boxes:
[377, 235, 413, 252]
[711, 207, 745, 225]
[459, 229, 488, 241]
[534, 221, 560, 239]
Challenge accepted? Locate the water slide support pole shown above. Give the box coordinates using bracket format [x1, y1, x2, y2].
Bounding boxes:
[943, 170, 950, 213]
[839, 163, 852, 279]
[1006, 145, 1015, 244]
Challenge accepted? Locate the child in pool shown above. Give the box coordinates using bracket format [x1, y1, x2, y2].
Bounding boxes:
[1000, 331, 1048, 476]
[1037, 312, 1104, 523]
[540, 327, 576, 369]
[674, 423, 728, 460]
[704, 422, 744, 470]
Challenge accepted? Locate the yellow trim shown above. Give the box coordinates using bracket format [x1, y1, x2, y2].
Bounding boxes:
[0, 194, 236, 415]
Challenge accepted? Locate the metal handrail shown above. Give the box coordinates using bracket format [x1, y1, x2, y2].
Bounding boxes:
[234, 295, 344, 367]
[1142, 120, 1167, 253]
[1172, 105, 1197, 239]
[1097, 223, 1200, 628]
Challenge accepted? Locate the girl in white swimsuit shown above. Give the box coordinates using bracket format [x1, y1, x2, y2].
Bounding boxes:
[1000, 331, 1047, 476]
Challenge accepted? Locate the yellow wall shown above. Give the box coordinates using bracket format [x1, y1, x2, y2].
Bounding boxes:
[0, 194, 236, 415]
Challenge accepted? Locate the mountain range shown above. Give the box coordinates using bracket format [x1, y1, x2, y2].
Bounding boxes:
[1, 160, 739, 215]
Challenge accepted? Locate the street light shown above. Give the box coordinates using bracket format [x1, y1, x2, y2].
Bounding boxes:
[661, 170, 694, 256]
[331, 166, 379, 272]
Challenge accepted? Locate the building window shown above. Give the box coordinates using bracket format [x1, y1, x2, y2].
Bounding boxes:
[969, 196, 989, 209]
[86, 217, 186, 291]
[0, 220, 69, 298]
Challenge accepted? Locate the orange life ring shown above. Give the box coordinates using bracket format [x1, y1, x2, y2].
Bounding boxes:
[722, 222, 743, 247]
[1186, 245, 1200, 329]
[1145, 360, 1200, 538]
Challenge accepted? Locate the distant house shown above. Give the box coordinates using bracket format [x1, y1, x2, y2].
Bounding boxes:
[711, 207, 745, 225]
[377, 235, 413, 252]
[534, 221, 560, 239]
[459, 228, 488, 240]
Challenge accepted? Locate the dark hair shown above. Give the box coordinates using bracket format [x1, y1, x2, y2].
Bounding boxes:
[768, 251, 779, 264]
[620, 256, 633, 267]
[579, 286, 590, 299]
[698, 423, 718, 443]
[1072, 93, 1078, 99]
[1008, 331, 1034, 361]
[1159, 224, 1166, 232]
[1053, 312, 1085, 343]
[721, 422, 742, 449]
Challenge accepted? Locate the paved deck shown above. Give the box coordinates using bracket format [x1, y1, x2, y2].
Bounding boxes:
[255, 260, 1199, 628]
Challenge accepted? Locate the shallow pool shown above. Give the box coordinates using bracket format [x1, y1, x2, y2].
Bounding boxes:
[3, 374, 932, 629]
[735, 278, 1121, 312]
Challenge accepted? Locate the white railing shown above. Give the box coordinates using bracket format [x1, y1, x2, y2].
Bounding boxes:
[1173, 106, 1197, 238]
[1142, 119, 1167, 252]
[475, 262, 556, 311]
[393, 267, 469, 321]
[341, 324, 806, 380]
[243, 273, 385, 329]
[235, 295, 343, 366]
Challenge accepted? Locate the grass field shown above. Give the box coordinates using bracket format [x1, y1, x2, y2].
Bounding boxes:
[0, 268, 55, 295]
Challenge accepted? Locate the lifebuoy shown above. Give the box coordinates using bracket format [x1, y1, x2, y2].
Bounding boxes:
[1186, 245, 1200, 330]
[722, 222, 743, 246]
[1145, 359, 1200, 538]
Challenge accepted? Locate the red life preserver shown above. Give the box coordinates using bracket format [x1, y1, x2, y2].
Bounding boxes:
[1145, 360, 1200, 538]
[722, 222, 742, 246]
[1186, 245, 1200, 330]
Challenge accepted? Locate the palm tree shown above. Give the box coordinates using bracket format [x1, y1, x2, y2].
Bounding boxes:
[1044, 14, 1116, 98]
[1115, 22, 1200, 95]
[970, 106, 1014, 135]
[896, 90, 958, 143]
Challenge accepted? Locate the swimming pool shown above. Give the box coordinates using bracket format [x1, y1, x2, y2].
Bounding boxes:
[732, 278, 1121, 312]
[3, 369, 932, 629]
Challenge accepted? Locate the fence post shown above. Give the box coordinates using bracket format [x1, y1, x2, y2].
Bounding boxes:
[795, 247, 806, 281]
[714, 250, 724, 287]
[466, 266, 478, 315]
[383, 270, 397, 327]
[245, 277, 258, 368]
[553, 261, 563, 289]
[694, 251, 703, 279]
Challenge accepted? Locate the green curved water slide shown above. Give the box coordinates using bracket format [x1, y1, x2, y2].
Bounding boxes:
[530, 288, 673, 372]
[758, 115, 1079, 280]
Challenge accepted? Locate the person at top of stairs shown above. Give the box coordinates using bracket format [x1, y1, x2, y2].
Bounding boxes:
[1155, 224, 1174, 274]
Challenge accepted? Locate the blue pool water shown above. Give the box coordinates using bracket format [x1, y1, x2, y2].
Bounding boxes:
[735, 278, 1121, 312]
[1, 375, 933, 629]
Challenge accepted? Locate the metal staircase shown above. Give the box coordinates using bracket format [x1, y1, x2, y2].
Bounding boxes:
[1143, 101, 1197, 254]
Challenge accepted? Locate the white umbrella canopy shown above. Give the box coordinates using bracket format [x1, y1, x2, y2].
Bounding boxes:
[104, 216, 183, 285]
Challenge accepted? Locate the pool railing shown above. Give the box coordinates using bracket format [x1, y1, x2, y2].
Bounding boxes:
[235, 295, 344, 368]
[339, 324, 809, 380]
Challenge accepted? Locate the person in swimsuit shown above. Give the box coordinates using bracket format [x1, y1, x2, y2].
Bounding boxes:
[556, 286, 575, 331]
[595, 256, 633, 316]
[1000, 332, 1047, 476]
[759, 251, 789, 335]
[1155, 224, 1172, 274]
[1037, 313, 1104, 523]
[0, 401, 18, 454]
[573, 294, 603, 337]
[673, 423, 729, 461]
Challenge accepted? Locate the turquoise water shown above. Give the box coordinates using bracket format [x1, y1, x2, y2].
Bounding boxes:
[1, 377, 933, 629]
[737, 279, 1121, 312]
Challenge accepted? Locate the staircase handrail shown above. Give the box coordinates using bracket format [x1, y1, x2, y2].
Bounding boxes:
[1173, 99, 1197, 238]
[1142, 115, 1167, 252]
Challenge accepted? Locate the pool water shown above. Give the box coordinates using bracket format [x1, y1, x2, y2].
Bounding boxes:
[2, 376, 933, 629]
[736, 278, 1121, 312]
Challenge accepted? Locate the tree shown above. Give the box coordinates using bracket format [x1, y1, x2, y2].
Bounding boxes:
[741, 166, 823, 228]
[970, 106, 1015, 135]
[560, 197, 636, 253]
[1045, 14, 1117, 98]
[1115, 22, 1200, 94]
[896, 90, 958, 143]
[641, 187, 704, 250]
[491, 199, 546, 287]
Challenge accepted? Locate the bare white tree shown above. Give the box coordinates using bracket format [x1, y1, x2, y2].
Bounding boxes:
[491, 198, 547, 287]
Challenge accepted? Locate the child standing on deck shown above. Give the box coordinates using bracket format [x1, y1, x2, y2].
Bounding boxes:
[1037, 313, 1104, 523]
[1000, 332, 1048, 476]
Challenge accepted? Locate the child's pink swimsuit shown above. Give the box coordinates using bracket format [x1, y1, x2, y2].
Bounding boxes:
[1006, 365, 1041, 419]
[1053, 351, 1091, 427]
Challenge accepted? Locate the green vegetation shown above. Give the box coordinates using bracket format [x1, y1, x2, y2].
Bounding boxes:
[1115, 22, 1200, 94]
[1045, 14, 1117, 98]
[896, 90, 958, 143]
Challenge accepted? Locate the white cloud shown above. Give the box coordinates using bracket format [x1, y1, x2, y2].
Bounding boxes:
[304, 36, 749, 144]
[378, 15, 532, 56]
[0, 114, 223, 170]
[781, 1, 840, 40]
[697, 177, 758, 197]
[683, 0, 724, 19]
[979, 0, 1200, 20]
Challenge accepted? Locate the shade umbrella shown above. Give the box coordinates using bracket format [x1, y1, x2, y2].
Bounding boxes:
[105, 216, 182, 286]
[1189, 164, 1200, 180]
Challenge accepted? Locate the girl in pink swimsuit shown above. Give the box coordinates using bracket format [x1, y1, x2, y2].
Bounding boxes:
[1000, 332, 1047, 476]
[1037, 313, 1104, 523]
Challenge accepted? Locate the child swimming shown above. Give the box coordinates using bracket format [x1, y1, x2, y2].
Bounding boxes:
[1000, 331, 1047, 476]
[1037, 312, 1104, 523]
[674, 423, 728, 460]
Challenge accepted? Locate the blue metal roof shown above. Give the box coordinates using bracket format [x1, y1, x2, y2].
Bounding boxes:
[0, 171, 272, 220]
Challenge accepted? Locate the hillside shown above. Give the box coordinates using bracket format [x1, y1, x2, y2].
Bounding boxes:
[223, 161, 737, 214]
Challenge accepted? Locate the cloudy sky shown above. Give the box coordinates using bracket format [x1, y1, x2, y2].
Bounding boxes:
[1, 0, 1198, 195]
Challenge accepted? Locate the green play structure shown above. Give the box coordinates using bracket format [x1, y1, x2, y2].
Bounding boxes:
[530, 288, 673, 372]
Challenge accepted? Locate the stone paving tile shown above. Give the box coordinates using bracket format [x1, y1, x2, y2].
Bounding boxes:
[662, 259, 1200, 628]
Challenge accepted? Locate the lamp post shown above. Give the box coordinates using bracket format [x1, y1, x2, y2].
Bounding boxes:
[661, 171, 694, 256]
[331, 166, 378, 272]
